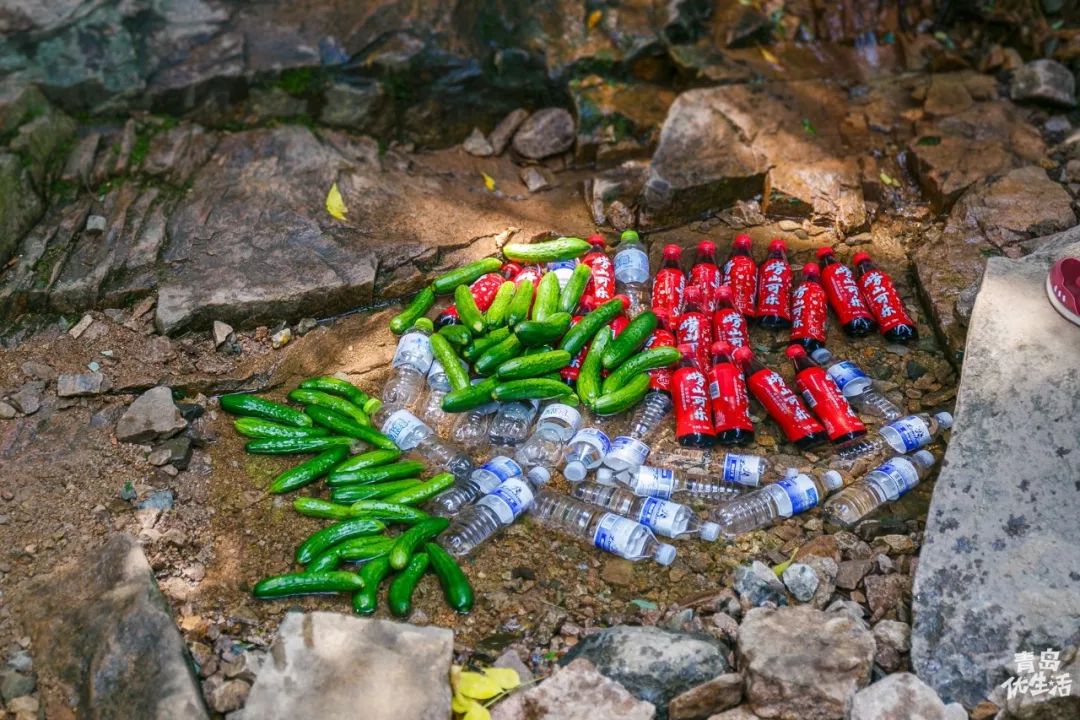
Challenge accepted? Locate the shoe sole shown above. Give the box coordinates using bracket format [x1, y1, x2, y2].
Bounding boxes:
[1046, 274, 1080, 328]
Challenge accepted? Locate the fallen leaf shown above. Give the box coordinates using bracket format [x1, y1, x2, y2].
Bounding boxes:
[452, 693, 473, 714]
[629, 598, 658, 610]
[772, 548, 798, 577]
[325, 182, 347, 220]
[587, 9, 602, 29]
[916, 135, 941, 146]
[483, 667, 521, 691]
[801, 118, 817, 136]
[463, 699, 491, 720]
[879, 171, 898, 187]
[759, 47, 781, 67]
[456, 671, 503, 700]
[481, 172, 496, 192]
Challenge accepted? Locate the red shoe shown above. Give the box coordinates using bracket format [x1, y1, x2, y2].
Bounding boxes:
[1047, 257, 1080, 327]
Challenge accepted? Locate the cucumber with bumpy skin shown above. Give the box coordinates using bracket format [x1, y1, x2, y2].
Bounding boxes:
[389, 517, 450, 569]
[485, 281, 516, 330]
[220, 394, 313, 427]
[438, 324, 472, 347]
[474, 334, 522, 376]
[429, 333, 470, 391]
[559, 263, 592, 314]
[293, 497, 356, 520]
[559, 297, 627, 356]
[289, 389, 370, 425]
[327, 460, 427, 487]
[233, 418, 329, 439]
[245, 436, 357, 454]
[299, 376, 373, 408]
[442, 378, 497, 413]
[592, 372, 651, 415]
[513, 313, 571, 347]
[382, 472, 455, 505]
[506, 279, 534, 327]
[252, 571, 363, 598]
[353, 556, 392, 614]
[463, 327, 511, 362]
[333, 448, 401, 474]
[577, 325, 612, 408]
[390, 287, 436, 334]
[432, 258, 504, 295]
[531, 272, 560, 322]
[269, 447, 350, 494]
[303, 406, 397, 451]
[502, 237, 591, 263]
[348, 500, 431, 524]
[601, 310, 656, 370]
[388, 552, 430, 617]
[496, 349, 572, 380]
[602, 346, 681, 395]
[330, 478, 422, 504]
[426, 542, 474, 612]
[492, 378, 575, 401]
[454, 283, 486, 334]
[295, 518, 386, 565]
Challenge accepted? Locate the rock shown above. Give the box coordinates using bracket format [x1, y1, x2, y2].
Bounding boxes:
[923, 75, 974, 117]
[148, 448, 171, 467]
[137, 491, 175, 511]
[561, 625, 730, 712]
[1010, 59, 1076, 107]
[463, 128, 494, 157]
[601, 558, 635, 586]
[245, 614, 452, 719]
[85, 215, 107, 234]
[864, 574, 909, 618]
[319, 81, 385, 130]
[20, 361, 55, 382]
[733, 561, 787, 607]
[116, 387, 187, 444]
[295, 317, 317, 335]
[520, 166, 552, 193]
[511, 108, 575, 159]
[703, 709, 759, 720]
[836, 560, 874, 590]
[158, 436, 193, 470]
[569, 76, 675, 162]
[203, 676, 250, 714]
[738, 605, 876, 720]
[69, 313, 95, 338]
[0, 669, 35, 701]
[491, 658, 655, 720]
[667, 673, 743, 720]
[8, 382, 43, 415]
[781, 564, 819, 603]
[270, 327, 291, 349]
[0, 401, 15, 419]
[850, 673, 956, 720]
[56, 372, 109, 397]
[912, 237, 1080, 707]
[0, 153, 44, 266]
[488, 109, 529, 155]
[212, 321, 234, 348]
[13, 534, 208, 718]
[493, 649, 533, 685]
[6, 695, 39, 717]
[873, 620, 911, 672]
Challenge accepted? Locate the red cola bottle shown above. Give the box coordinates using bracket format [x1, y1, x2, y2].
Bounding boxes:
[561, 315, 586, 385]
[733, 346, 826, 450]
[756, 238, 793, 329]
[690, 240, 722, 312]
[785, 345, 866, 444]
[789, 262, 828, 353]
[645, 308, 677, 394]
[713, 284, 750, 349]
[672, 343, 715, 448]
[708, 341, 754, 446]
[724, 234, 757, 317]
[582, 234, 616, 304]
[852, 252, 918, 343]
[436, 270, 508, 326]
[816, 247, 876, 337]
[674, 285, 713, 372]
[651, 244, 686, 316]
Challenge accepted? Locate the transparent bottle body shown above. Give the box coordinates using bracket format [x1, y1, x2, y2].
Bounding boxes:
[563, 428, 610, 481]
[811, 348, 903, 421]
[419, 366, 452, 433]
[439, 468, 549, 556]
[428, 456, 522, 518]
[823, 452, 935, 528]
[617, 464, 743, 502]
[440, 504, 504, 557]
[489, 400, 539, 446]
[452, 398, 497, 453]
[605, 391, 673, 472]
[615, 240, 650, 319]
[849, 390, 903, 421]
[709, 474, 835, 538]
[378, 408, 476, 481]
[834, 412, 950, 465]
[531, 491, 675, 564]
[382, 365, 426, 413]
[571, 482, 717, 539]
[514, 404, 580, 470]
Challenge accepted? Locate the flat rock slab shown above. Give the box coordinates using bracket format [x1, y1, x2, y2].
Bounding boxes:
[244, 613, 452, 720]
[912, 236, 1080, 707]
[492, 658, 655, 720]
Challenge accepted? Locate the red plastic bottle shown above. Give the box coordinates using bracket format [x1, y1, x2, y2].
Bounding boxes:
[582, 234, 616, 303]
[436, 271, 507, 326]
[785, 345, 866, 443]
[756, 238, 793, 329]
[672, 343, 715, 448]
[816, 247, 876, 337]
[674, 285, 713, 372]
[708, 341, 754, 446]
[713, 285, 751, 349]
[690, 240, 722, 312]
[651, 244, 686, 316]
[852, 252, 919, 343]
[561, 315, 586, 385]
[645, 309, 677, 393]
[724, 234, 757, 317]
[789, 263, 828, 353]
[733, 346, 827, 450]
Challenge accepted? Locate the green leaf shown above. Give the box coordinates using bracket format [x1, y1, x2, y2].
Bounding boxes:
[629, 598, 658, 610]
[917, 136, 941, 146]
[772, 548, 798, 577]
[542, 650, 558, 661]
[801, 118, 817, 136]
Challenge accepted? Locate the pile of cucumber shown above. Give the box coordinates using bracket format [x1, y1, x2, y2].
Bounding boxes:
[391, 237, 681, 415]
[220, 377, 473, 616]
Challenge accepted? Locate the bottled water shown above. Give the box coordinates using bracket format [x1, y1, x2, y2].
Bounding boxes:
[604, 388, 672, 471]
[571, 482, 721, 541]
[614, 230, 650, 318]
[383, 318, 434, 412]
[823, 450, 936, 527]
[378, 408, 474, 480]
[452, 379, 498, 453]
[606, 459, 757, 501]
[427, 455, 523, 517]
[835, 411, 953, 465]
[440, 467, 551, 557]
[419, 358, 453, 433]
[810, 348, 903, 421]
[563, 427, 611, 481]
[531, 491, 676, 565]
[489, 400, 540, 447]
[709, 469, 844, 538]
[515, 403, 581, 470]
[548, 259, 577, 291]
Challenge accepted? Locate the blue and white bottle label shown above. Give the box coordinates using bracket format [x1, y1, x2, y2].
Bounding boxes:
[381, 410, 427, 450]
[539, 403, 581, 433]
[478, 477, 534, 524]
[593, 513, 639, 555]
[391, 332, 433, 374]
[610, 436, 650, 467]
[762, 474, 819, 517]
[636, 497, 680, 536]
[883, 416, 932, 452]
[826, 360, 868, 393]
[869, 458, 919, 501]
[721, 453, 765, 487]
[631, 466, 676, 499]
[614, 247, 649, 284]
[570, 428, 611, 455]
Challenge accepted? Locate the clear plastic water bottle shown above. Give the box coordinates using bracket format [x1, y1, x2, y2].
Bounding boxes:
[823, 450, 936, 527]
[709, 469, 844, 538]
[563, 427, 612, 482]
[605, 388, 673, 472]
[489, 400, 540, 447]
[452, 379, 499, 453]
[440, 467, 552, 557]
[606, 460, 751, 501]
[515, 403, 582, 470]
[383, 318, 434, 412]
[571, 482, 721, 541]
[378, 408, 474, 480]
[614, 230, 650, 318]
[419, 358, 453, 433]
[547, 259, 577, 291]
[531, 491, 676, 565]
[427, 455, 523, 518]
[835, 411, 953, 464]
[810, 348, 903, 421]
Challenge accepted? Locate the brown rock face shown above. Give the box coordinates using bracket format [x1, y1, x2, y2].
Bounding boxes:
[491, 658, 655, 720]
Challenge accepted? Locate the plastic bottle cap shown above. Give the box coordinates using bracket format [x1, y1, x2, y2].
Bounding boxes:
[810, 347, 833, 364]
[784, 344, 805, 359]
[413, 317, 434, 332]
[700, 522, 721, 542]
[913, 450, 936, 467]
[587, 234, 605, 246]
[529, 467, 552, 485]
[697, 240, 716, 254]
[768, 238, 787, 252]
[815, 246, 835, 259]
[596, 467, 614, 484]
[733, 346, 753, 363]
[655, 544, 677, 565]
[822, 470, 843, 491]
[620, 230, 640, 243]
[734, 234, 752, 248]
[852, 252, 872, 265]
[663, 244, 682, 259]
[935, 412, 954, 429]
[802, 262, 820, 275]
[711, 340, 732, 356]
[564, 461, 587, 482]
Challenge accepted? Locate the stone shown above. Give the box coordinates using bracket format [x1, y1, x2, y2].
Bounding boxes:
[212, 321, 234, 348]
[864, 574, 908, 618]
[873, 620, 911, 672]
[667, 673, 743, 720]
[13, 534, 208, 718]
[569, 76, 675, 162]
[85, 215, 107, 234]
[923, 75, 974, 117]
[270, 327, 292, 349]
[511, 108, 575, 159]
[1010, 59, 1076, 107]
[561, 625, 730, 711]
[850, 673, 956, 720]
[0, 153, 43, 267]
[6, 695, 38, 716]
[319, 81, 385, 130]
[491, 658, 655, 720]
[295, 317, 318, 335]
[20, 361, 55, 382]
[56, 372, 109, 397]
[148, 448, 171, 467]
[912, 237, 1080, 707]
[137, 491, 175, 511]
[463, 128, 494, 157]
[116, 387, 188, 444]
[0, 401, 15, 419]
[795, 535, 840, 563]
[159, 436, 194, 470]
[703, 709, 759, 720]
[69, 313, 95, 338]
[245, 614, 452, 720]
[0, 669, 35, 701]
[601, 558, 634, 586]
[8, 382, 43, 415]
[733, 561, 787, 607]
[836, 560, 874, 590]
[738, 606, 875, 720]
[493, 649, 533, 685]
[520, 166, 552, 193]
[203, 676, 250, 714]
[781, 564, 819, 603]
[488, 109, 529, 155]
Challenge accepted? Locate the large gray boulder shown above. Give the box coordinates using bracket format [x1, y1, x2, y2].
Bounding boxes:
[849, 673, 965, 720]
[115, 386, 187, 443]
[1010, 59, 1076, 107]
[492, 658, 655, 720]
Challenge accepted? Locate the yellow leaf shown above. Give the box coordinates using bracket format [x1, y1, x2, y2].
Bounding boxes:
[483, 667, 521, 691]
[481, 172, 496, 192]
[463, 699, 491, 720]
[760, 47, 781, 66]
[587, 10, 602, 29]
[325, 183, 347, 220]
[452, 693, 473, 714]
[879, 171, 897, 187]
[456, 671, 503, 700]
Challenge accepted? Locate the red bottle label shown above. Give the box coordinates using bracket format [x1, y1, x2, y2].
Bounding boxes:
[644, 328, 676, 391]
[857, 269, 915, 333]
[690, 263, 721, 311]
[675, 311, 713, 370]
[724, 256, 757, 317]
[756, 258, 792, 320]
[790, 282, 828, 342]
[439, 272, 505, 321]
[610, 315, 630, 337]
[821, 264, 873, 325]
[513, 266, 545, 287]
[651, 268, 686, 316]
[561, 316, 585, 381]
[708, 362, 753, 432]
[582, 252, 615, 302]
[746, 368, 825, 443]
[713, 308, 750, 349]
[673, 367, 715, 440]
[795, 367, 866, 441]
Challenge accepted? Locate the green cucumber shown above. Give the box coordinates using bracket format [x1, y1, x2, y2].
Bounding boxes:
[513, 313, 572, 347]
[602, 346, 682, 395]
[491, 378, 574, 401]
[306, 548, 344, 573]
[601, 310, 657, 370]
[425, 542, 474, 613]
[298, 376, 373, 408]
[429, 333, 471, 391]
[296, 518, 387, 565]
[383, 472, 455, 505]
[485, 281, 516, 330]
[503, 237, 591, 263]
[453, 283, 486, 334]
[506, 279, 534, 327]
[558, 263, 592, 314]
[442, 378, 497, 412]
[293, 497, 356, 520]
[269, 447, 350, 494]
[592, 373, 651, 415]
[233, 418, 329, 439]
[245, 436, 357, 455]
[353, 556, 392, 614]
[474, 334, 522, 376]
[531, 272, 560, 321]
[388, 552, 430, 617]
[303, 406, 397, 451]
[252, 571, 363, 599]
[432, 258, 503, 295]
[559, 297, 627, 356]
[220, 394, 312, 427]
[335, 536, 397, 562]
[438, 324, 472, 346]
[463, 327, 511, 361]
[390, 286, 436, 334]
[334, 448, 402, 474]
[330, 479, 422, 504]
[389, 517, 450, 569]
[327, 460, 427, 487]
[577, 325, 612, 408]
[496, 349, 572, 380]
[348, 500, 431, 524]
[289, 389, 370, 425]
